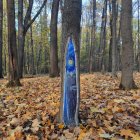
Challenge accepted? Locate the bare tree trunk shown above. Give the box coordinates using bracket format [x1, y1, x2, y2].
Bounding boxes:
[6, 0, 21, 87]
[89, 0, 96, 73]
[112, 0, 117, 76]
[59, 0, 82, 126]
[18, 0, 24, 78]
[108, 0, 112, 72]
[98, 0, 107, 71]
[36, 43, 42, 74]
[116, 4, 121, 71]
[44, 4, 49, 74]
[50, 0, 60, 77]
[30, 26, 35, 75]
[119, 0, 137, 90]
[137, 0, 140, 71]
[0, 0, 3, 78]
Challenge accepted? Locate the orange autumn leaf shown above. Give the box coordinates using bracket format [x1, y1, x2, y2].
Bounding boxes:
[120, 129, 134, 139]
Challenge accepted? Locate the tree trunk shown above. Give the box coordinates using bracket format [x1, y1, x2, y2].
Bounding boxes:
[30, 26, 35, 75]
[108, 0, 112, 72]
[50, 0, 60, 77]
[18, 0, 24, 78]
[98, 0, 107, 71]
[6, 0, 21, 87]
[36, 43, 42, 74]
[59, 0, 82, 126]
[88, 0, 96, 73]
[112, 0, 117, 76]
[44, 4, 49, 74]
[0, 0, 3, 78]
[116, 4, 121, 71]
[137, 0, 140, 71]
[119, 0, 137, 90]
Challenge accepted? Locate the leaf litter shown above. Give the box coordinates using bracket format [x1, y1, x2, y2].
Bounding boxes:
[0, 73, 140, 139]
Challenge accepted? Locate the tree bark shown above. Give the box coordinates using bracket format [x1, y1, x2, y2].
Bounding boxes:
[112, 0, 117, 76]
[119, 0, 137, 90]
[30, 26, 35, 75]
[0, 0, 3, 78]
[50, 0, 60, 77]
[98, 0, 107, 71]
[108, 0, 112, 72]
[6, 0, 21, 87]
[137, 0, 140, 71]
[88, 0, 96, 73]
[44, 4, 49, 74]
[59, 0, 82, 126]
[116, 4, 121, 71]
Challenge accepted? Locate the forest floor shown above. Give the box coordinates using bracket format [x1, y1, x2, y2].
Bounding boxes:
[0, 73, 140, 140]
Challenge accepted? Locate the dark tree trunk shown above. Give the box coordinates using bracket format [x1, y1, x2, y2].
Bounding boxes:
[112, 0, 117, 76]
[59, 0, 82, 126]
[137, 0, 140, 71]
[88, 0, 96, 73]
[36, 43, 42, 74]
[116, 4, 121, 71]
[119, 0, 137, 90]
[30, 26, 35, 75]
[6, 0, 21, 87]
[18, 0, 24, 78]
[108, 0, 112, 72]
[0, 0, 3, 78]
[98, 0, 107, 71]
[50, 0, 60, 77]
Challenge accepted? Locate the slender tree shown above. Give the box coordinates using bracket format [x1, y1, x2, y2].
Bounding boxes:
[0, 0, 3, 78]
[50, 0, 60, 77]
[88, 0, 96, 73]
[6, 0, 21, 87]
[59, 0, 82, 125]
[30, 26, 35, 75]
[120, 0, 137, 89]
[98, 0, 107, 71]
[108, 0, 112, 72]
[137, 0, 140, 71]
[112, 0, 117, 76]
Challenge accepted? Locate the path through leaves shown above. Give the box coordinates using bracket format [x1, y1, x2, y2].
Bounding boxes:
[0, 73, 140, 139]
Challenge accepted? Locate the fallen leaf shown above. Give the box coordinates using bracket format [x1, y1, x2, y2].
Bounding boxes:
[120, 129, 134, 139]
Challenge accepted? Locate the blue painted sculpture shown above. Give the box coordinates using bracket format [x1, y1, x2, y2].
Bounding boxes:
[63, 37, 77, 125]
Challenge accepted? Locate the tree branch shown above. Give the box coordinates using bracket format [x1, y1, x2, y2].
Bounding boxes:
[24, 0, 33, 31]
[24, 0, 47, 34]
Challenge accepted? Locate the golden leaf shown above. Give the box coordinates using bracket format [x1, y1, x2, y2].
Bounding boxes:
[58, 123, 64, 129]
[120, 129, 134, 139]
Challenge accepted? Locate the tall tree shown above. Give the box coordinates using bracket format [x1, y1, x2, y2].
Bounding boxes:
[137, 0, 140, 71]
[0, 0, 3, 78]
[18, 0, 47, 78]
[108, 0, 112, 72]
[59, 0, 82, 125]
[6, 0, 21, 87]
[50, 0, 60, 77]
[119, 0, 137, 89]
[112, 0, 117, 76]
[98, 0, 107, 71]
[88, 0, 96, 73]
